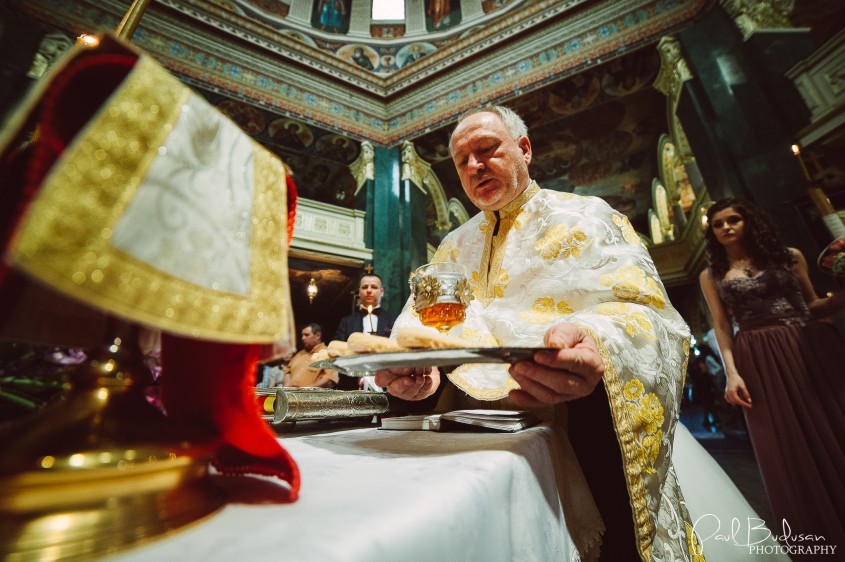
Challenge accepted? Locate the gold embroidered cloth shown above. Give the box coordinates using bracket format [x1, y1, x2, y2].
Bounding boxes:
[393, 186, 701, 561]
[5, 49, 292, 344]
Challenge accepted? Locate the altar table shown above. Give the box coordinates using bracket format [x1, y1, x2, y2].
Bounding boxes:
[108, 423, 584, 561]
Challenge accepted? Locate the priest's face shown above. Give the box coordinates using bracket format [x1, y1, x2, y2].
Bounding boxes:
[358, 275, 383, 309]
[450, 111, 532, 212]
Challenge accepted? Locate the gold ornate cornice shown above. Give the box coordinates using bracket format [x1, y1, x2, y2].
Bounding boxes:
[720, 0, 795, 40]
[653, 35, 693, 98]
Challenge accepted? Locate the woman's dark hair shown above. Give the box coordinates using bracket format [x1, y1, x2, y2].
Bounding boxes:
[704, 197, 793, 279]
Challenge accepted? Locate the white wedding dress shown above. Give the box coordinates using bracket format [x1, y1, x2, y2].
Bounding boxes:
[672, 424, 789, 561]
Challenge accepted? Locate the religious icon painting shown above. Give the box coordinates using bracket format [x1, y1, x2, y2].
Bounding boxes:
[425, 0, 461, 32]
[312, 0, 351, 34]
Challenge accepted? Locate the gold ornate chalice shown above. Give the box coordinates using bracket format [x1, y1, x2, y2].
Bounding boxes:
[410, 263, 474, 333]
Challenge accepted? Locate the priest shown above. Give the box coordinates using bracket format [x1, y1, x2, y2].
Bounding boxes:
[376, 106, 700, 561]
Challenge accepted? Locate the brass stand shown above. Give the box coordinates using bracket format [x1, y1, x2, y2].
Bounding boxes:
[0, 320, 224, 560]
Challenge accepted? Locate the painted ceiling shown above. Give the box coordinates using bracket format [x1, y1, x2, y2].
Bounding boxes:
[10, 0, 707, 144]
[11, 0, 842, 331]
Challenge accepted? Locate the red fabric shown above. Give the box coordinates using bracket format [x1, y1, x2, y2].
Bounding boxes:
[0, 53, 136, 287]
[0, 41, 301, 500]
[160, 336, 300, 499]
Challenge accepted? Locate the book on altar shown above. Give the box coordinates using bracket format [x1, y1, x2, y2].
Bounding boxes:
[379, 409, 538, 432]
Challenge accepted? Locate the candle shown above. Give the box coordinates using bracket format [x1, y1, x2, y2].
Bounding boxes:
[791, 144, 811, 182]
[367, 305, 374, 333]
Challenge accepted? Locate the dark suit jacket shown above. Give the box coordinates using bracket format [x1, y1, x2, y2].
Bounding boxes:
[334, 306, 398, 391]
[334, 306, 398, 342]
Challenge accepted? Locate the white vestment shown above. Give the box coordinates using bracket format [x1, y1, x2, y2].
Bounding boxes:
[394, 184, 701, 560]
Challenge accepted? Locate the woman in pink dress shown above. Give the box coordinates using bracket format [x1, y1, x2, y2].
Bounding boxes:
[699, 198, 845, 557]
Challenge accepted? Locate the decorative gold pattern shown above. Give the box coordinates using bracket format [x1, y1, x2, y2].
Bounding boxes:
[455, 278, 473, 307]
[431, 240, 460, 263]
[476, 182, 539, 306]
[622, 379, 665, 474]
[459, 327, 500, 347]
[519, 297, 574, 324]
[8, 55, 292, 343]
[595, 302, 656, 339]
[414, 275, 441, 310]
[350, 140, 374, 192]
[654, 35, 693, 98]
[393, 188, 697, 560]
[535, 224, 590, 260]
[600, 265, 667, 309]
[578, 323, 655, 559]
[612, 214, 644, 247]
[686, 522, 706, 561]
[400, 140, 431, 191]
[258, 388, 390, 422]
[720, 0, 795, 40]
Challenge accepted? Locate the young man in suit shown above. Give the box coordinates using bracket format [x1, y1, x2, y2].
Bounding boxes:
[334, 273, 398, 390]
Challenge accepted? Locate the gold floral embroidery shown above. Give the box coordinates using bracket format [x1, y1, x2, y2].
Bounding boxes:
[686, 522, 706, 562]
[479, 213, 500, 236]
[535, 224, 590, 260]
[595, 302, 656, 339]
[432, 241, 459, 263]
[622, 379, 664, 474]
[600, 265, 666, 309]
[552, 191, 577, 201]
[681, 338, 691, 382]
[612, 214, 644, 247]
[461, 328, 500, 346]
[492, 268, 509, 298]
[469, 270, 484, 299]
[520, 297, 574, 324]
[501, 211, 525, 232]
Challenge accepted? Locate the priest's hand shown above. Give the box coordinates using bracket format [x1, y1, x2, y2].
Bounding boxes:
[375, 367, 440, 401]
[508, 322, 604, 407]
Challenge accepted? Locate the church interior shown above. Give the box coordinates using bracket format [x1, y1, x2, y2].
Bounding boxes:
[1, 0, 844, 560]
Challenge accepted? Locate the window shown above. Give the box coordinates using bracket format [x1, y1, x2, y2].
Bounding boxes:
[372, 0, 404, 20]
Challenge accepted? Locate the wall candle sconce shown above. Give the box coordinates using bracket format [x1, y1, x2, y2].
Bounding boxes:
[307, 277, 318, 304]
[791, 144, 845, 239]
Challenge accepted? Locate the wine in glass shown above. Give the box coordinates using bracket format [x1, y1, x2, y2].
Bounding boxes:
[410, 262, 473, 333]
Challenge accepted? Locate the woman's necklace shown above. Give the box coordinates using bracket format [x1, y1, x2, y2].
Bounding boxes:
[732, 258, 755, 278]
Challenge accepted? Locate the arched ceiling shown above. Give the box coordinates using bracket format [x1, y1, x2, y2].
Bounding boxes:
[10, 0, 708, 144]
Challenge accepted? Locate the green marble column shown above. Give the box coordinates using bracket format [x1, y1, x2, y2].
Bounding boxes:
[365, 145, 426, 314]
[675, 5, 830, 288]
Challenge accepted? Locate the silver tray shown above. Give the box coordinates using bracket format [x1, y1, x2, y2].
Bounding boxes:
[310, 347, 549, 375]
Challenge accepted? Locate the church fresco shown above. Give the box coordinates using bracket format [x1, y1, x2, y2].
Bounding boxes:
[312, 0, 350, 34]
[397, 43, 437, 69]
[337, 44, 380, 72]
[425, 0, 462, 32]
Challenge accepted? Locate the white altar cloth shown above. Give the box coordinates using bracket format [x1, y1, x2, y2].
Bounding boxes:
[108, 424, 582, 562]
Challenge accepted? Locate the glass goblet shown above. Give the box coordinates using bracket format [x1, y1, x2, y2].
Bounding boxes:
[410, 262, 473, 333]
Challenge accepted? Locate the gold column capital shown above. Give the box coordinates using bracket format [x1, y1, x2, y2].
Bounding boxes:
[400, 140, 430, 192]
[350, 140, 375, 194]
[720, 0, 795, 40]
[654, 35, 693, 98]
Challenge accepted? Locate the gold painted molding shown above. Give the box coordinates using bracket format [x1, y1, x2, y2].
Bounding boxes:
[720, 0, 796, 40]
